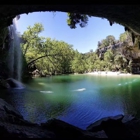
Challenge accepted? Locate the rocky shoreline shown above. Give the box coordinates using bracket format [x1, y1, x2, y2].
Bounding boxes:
[0, 78, 25, 89]
[0, 97, 140, 138]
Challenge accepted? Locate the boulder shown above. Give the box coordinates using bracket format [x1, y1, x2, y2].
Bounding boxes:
[0, 121, 55, 138]
[86, 114, 136, 139]
[0, 78, 10, 89]
[124, 118, 140, 138]
[87, 114, 124, 132]
[122, 114, 136, 123]
[87, 115, 140, 139]
[0, 98, 31, 124]
[6, 78, 25, 89]
[101, 117, 133, 139]
[90, 130, 108, 138]
[41, 118, 97, 139]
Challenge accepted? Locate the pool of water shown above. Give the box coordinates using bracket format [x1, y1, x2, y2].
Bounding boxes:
[0, 74, 140, 129]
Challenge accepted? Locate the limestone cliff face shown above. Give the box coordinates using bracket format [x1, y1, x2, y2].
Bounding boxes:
[97, 40, 140, 60]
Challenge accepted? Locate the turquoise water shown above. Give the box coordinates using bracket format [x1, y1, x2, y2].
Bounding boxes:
[0, 74, 140, 129]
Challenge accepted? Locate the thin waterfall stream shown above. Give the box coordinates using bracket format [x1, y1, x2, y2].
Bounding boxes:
[7, 15, 22, 81]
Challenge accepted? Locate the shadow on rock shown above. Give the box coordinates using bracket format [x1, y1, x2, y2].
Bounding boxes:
[87, 114, 137, 139]
[41, 118, 98, 139]
[6, 78, 25, 89]
[0, 97, 140, 139]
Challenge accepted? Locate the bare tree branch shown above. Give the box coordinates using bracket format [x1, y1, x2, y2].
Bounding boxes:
[27, 53, 62, 66]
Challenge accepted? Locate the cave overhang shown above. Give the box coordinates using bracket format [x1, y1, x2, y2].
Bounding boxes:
[0, 5, 140, 36]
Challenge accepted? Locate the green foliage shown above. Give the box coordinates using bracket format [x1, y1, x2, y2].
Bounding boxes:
[21, 23, 76, 76]
[21, 23, 45, 57]
[103, 50, 115, 70]
[114, 54, 127, 70]
[71, 51, 87, 73]
[106, 35, 116, 45]
[67, 13, 91, 29]
[21, 22, 134, 76]
[119, 31, 132, 42]
[84, 51, 99, 72]
[104, 50, 114, 62]
[98, 35, 116, 48]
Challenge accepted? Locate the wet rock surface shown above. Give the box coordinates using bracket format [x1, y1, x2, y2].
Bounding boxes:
[6, 78, 25, 88]
[0, 78, 25, 89]
[0, 97, 140, 138]
[0, 78, 10, 89]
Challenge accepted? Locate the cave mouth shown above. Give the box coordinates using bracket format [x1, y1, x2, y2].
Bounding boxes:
[0, 10, 138, 82]
[17, 11, 125, 53]
[1, 6, 139, 139]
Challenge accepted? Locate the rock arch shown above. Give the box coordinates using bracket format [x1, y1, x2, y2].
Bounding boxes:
[0, 5, 140, 36]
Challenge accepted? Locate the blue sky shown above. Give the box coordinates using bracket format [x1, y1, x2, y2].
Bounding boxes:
[17, 12, 125, 53]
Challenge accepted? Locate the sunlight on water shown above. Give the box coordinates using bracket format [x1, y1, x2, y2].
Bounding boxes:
[40, 91, 53, 94]
[72, 88, 86, 92]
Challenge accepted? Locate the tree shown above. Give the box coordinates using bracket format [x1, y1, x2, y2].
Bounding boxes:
[71, 51, 87, 73]
[97, 41, 102, 48]
[85, 51, 99, 72]
[21, 23, 76, 76]
[93, 59, 101, 71]
[100, 39, 108, 48]
[106, 35, 116, 45]
[104, 50, 115, 71]
[119, 31, 132, 43]
[104, 50, 114, 62]
[67, 13, 91, 29]
[21, 21, 134, 76]
[97, 35, 116, 49]
[21, 23, 45, 57]
[114, 54, 127, 71]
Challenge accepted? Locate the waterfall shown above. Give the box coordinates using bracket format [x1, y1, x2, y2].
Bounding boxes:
[7, 15, 22, 81]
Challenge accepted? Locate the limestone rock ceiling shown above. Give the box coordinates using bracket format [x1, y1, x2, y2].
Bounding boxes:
[0, 5, 140, 35]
